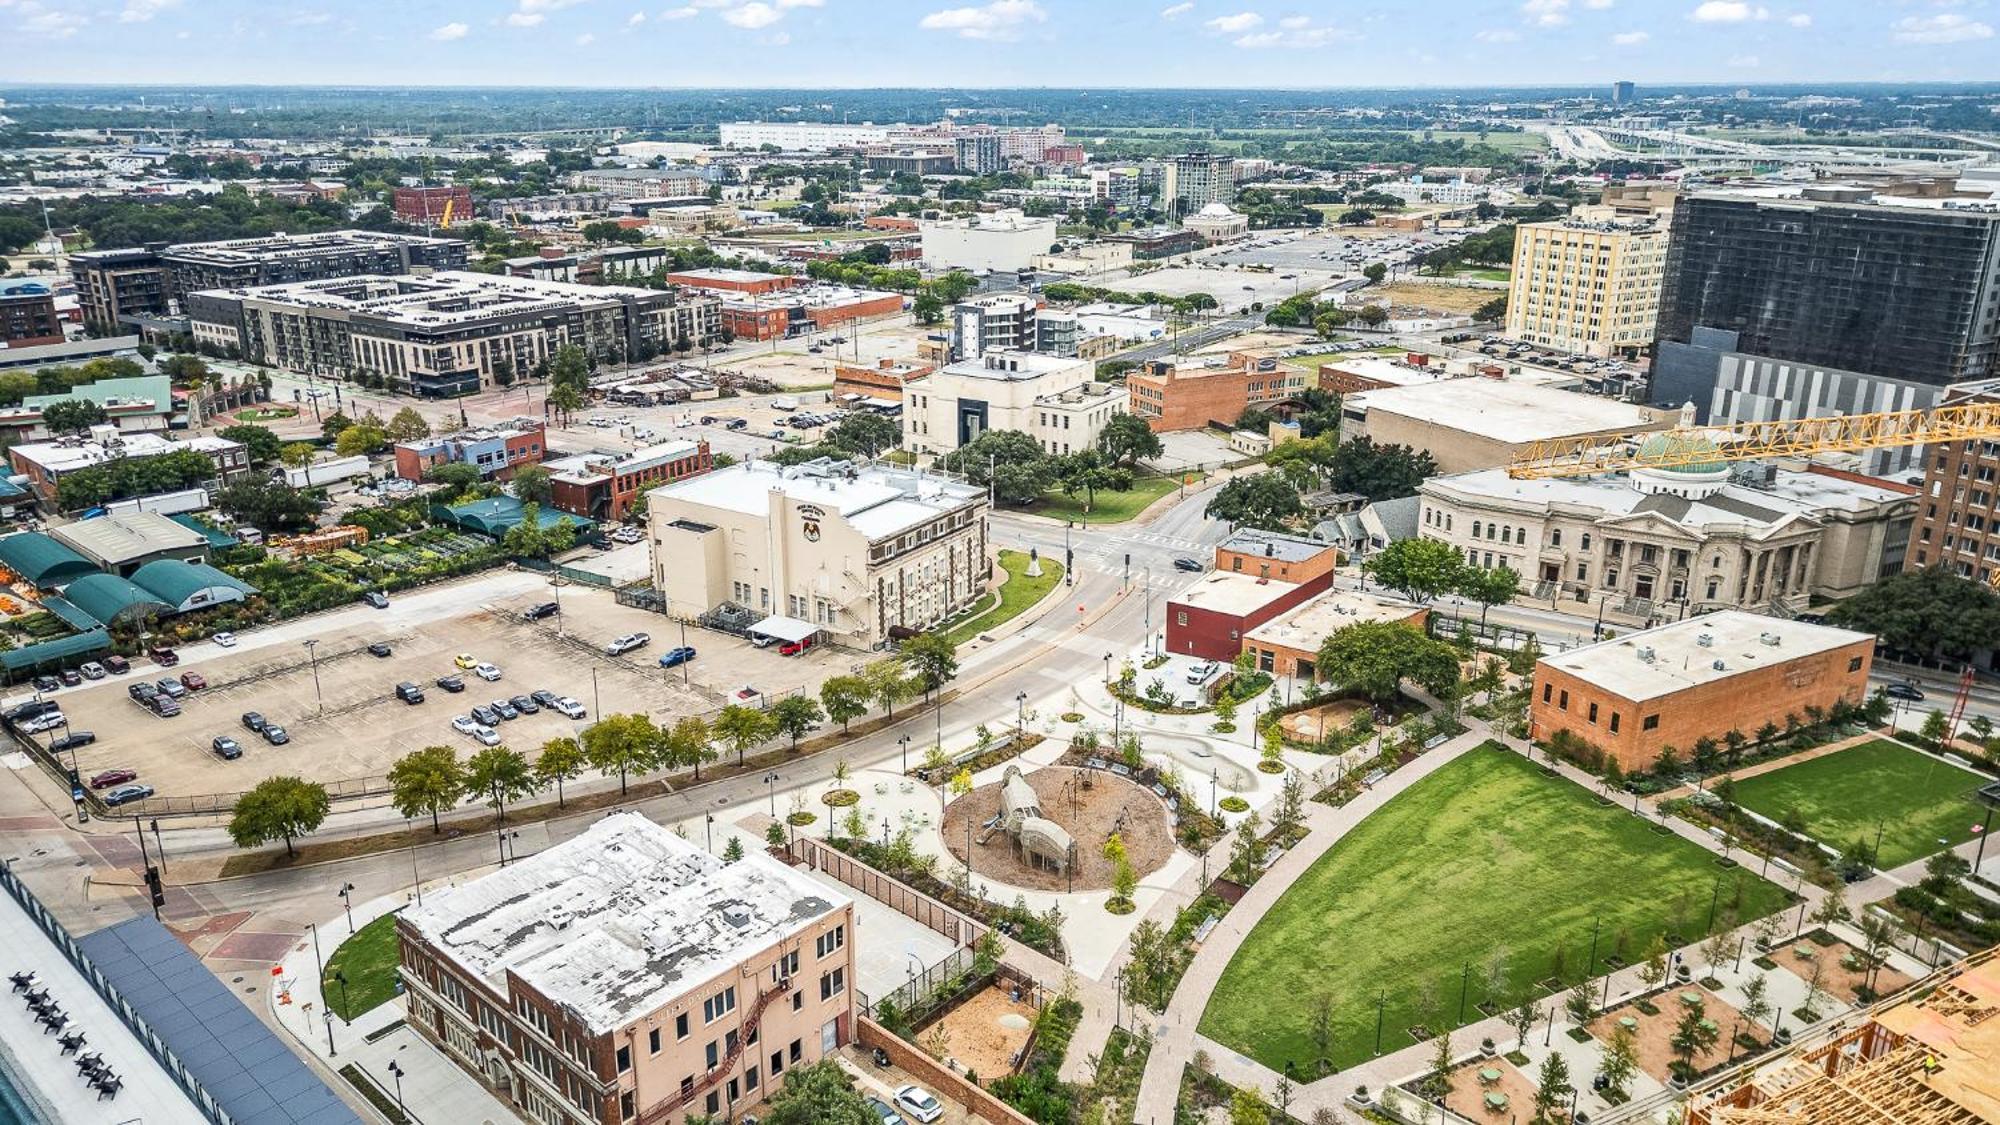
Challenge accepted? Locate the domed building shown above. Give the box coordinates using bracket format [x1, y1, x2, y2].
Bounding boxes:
[1630, 424, 1730, 500]
[1183, 202, 1250, 245]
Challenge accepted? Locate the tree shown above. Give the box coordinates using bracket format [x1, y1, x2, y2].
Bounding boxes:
[547, 383, 585, 425]
[1668, 1003, 1720, 1080]
[1228, 1087, 1270, 1125]
[41, 398, 107, 436]
[1226, 812, 1265, 883]
[216, 476, 321, 531]
[715, 703, 775, 766]
[1097, 413, 1164, 467]
[664, 715, 716, 781]
[466, 745, 536, 821]
[1737, 973, 1772, 1041]
[1315, 620, 1462, 703]
[425, 460, 483, 502]
[722, 836, 745, 863]
[535, 737, 586, 808]
[760, 1058, 877, 1125]
[1362, 262, 1388, 284]
[826, 412, 900, 456]
[281, 442, 317, 470]
[1811, 884, 1851, 930]
[1600, 1023, 1639, 1099]
[333, 424, 387, 457]
[1475, 295, 1508, 323]
[939, 429, 1054, 506]
[389, 746, 467, 833]
[1828, 567, 2000, 660]
[1363, 538, 1466, 604]
[911, 291, 944, 325]
[1319, 436, 1436, 502]
[899, 632, 958, 700]
[1637, 933, 1670, 990]
[864, 658, 912, 718]
[819, 675, 870, 732]
[771, 695, 825, 750]
[1204, 473, 1306, 532]
[1533, 1051, 1572, 1124]
[227, 776, 330, 857]
[1052, 449, 1119, 512]
[581, 713, 662, 795]
[511, 463, 554, 506]
[1458, 564, 1521, 624]
[319, 412, 353, 444]
[218, 423, 283, 464]
[385, 406, 431, 442]
[1507, 991, 1541, 1051]
[1920, 708, 1950, 746]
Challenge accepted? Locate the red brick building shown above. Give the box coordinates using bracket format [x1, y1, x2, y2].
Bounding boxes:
[1166, 573, 1323, 661]
[392, 185, 473, 224]
[550, 438, 712, 522]
[0, 283, 64, 348]
[392, 421, 546, 483]
[665, 269, 800, 297]
[1126, 354, 1307, 432]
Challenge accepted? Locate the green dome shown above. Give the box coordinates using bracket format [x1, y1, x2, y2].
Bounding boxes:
[1635, 430, 1724, 475]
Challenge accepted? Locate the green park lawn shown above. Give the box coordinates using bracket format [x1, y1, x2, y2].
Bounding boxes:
[944, 549, 1063, 646]
[1200, 746, 1787, 1072]
[323, 913, 403, 1021]
[1728, 740, 1990, 870]
[1037, 472, 1200, 525]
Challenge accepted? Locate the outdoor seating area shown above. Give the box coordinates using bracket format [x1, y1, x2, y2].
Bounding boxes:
[9, 970, 120, 1102]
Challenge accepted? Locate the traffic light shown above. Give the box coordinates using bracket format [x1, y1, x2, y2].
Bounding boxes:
[65, 766, 80, 791]
[143, 866, 165, 910]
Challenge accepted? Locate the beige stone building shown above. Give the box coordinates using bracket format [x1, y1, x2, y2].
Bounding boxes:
[1338, 379, 1671, 475]
[902, 350, 1112, 456]
[646, 457, 990, 649]
[398, 813, 856, 1125]
[1505, 189, 1676, 359]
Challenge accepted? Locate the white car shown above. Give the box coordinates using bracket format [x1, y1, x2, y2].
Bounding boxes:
[893, 1085, 943, 1124]
[473, 663, 502, 682]
[551, 696, 586, 719]
[451, 715, 479, 736]
[19, 711, 67, 734]
[470, 724, 502, 747]
[212, 631, 237, 648]
[605, 632, 650, 656]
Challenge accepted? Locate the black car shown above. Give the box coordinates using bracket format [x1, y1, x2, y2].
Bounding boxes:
[396, 682, 426, 705]
[529, 689, 560, 708]
[435, 674, 466, 693]
[510, 694, 540, 714]
[241, 711, 268, 733]
[49, 731, 95, 753]
[361, 591, 390, 609]
[6, 699, 59, 723]
[1884, 682, 1926, 702]
[58, 669, 82, 687]
[367, 642, 393, 658]
[470, 703, 502, 726]
[522, 601, 560, 621]
[32, 675, 58, 693]
[490, 698, 519, 721]
[1173, 557, 1204, 573]
[211, 736, 243, 760]
[261, 724, 290, 745]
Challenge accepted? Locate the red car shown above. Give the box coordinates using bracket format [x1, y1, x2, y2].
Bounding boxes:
[779, 637, 817, 656]
[89, 768, 137, 789]
[148, 646, 179, 667]
[180, 671, 207, 691]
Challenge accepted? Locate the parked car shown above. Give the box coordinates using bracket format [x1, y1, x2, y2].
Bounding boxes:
[779, 637, 816, 657]
[396, 682, 425, 705]
[866, 1097, 907, 1125]
[893, 1086, 944, 1125]
[367, 642, 393, 658]
[473, 662, 502, 682]
[179, 671, 206, 691]
[148, 646, 178, 667]
[211, 631, 237, 648]
[89, 768, 137, 789]
[102, 654, 129, 674]
[1173, 557, 1204, 573]
[49, 731, 95, 753]
[103, 783, 155, 807]
[454, 653, 479, 669]
[127, 682, 158, 704]
[31, 675, 58, 693]
[434, 674, 466, 693]
[605, 632, 651, 656]
[509, 694, 539, 714]
[59, 669, 81, 687]
[529, 689, 560, 708]
[20, 711, 67, 734]
[490, 699, 519, 721]
[241, 711, 268, 733]
[211, 736, 243, 761]
[1185, 661, 1219, 685]
[610, 526, 644, 544]
[361, 591, 390, 609]
[551, 696, 586, 719]
[658, 646, 697, 669]
[79, 662, 105, 680]
[1884, 682, 1926, 702]
[522, 602, 560, 621]
[452, 715, 485, 737]
[470, 704, 502, 726]
[150, 696, 181, 718]
[261, 724, 290, 745]
[154, 678, 187, 700]
[471, 724, 502, 747]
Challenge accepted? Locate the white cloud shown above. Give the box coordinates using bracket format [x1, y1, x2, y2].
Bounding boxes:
[1611, 29, 1648, 43]
[1727, 52, 1759, 66]
[1205, 10, 1263, 32]
[428, 20, 469, 39]
[1160, 1, 1194, 17]
[1474, 28, 1520, 41]
[17, 4, 87, 38]
[119, 0, 179, 22]
[505, 11, 545, 25]
[1892, 12, 1993, 43]
[1785, 12, 1809, 27]
[776, 0, 823, 8]
[627, 10, 646, 24]
[660, 5, 697, 17]
[722, 1, 781, 27]
[1278, 14, 1309, 28]
[1523, 0, 1569, 27]
[575, 31, 595, 42]
[919, 0, 1046, 39]
[1583, 0, 1613, 7]
[1691, 2, 1767, 23]
[1232, 21, 1353, 47]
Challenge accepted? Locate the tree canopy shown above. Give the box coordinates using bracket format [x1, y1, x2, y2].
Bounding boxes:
[227, 776, 330, 857]
[1828, 567, 2000, 659]
[1315, 620, 1462, 703]
[1204, 473, 1306, 531]
[1363, 538, 1467, 604]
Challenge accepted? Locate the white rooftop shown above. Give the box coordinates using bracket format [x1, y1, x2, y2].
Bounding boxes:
[1317, 354, 1460, 388]
[931, 350, 1091, 383]
[204, 271, 682, 330]
[1540, 610, 1874, 703]
[550, 438, 703, 484]
[1169, 571, 1309, 618]
[1346, 380, 1664, 442]
[10, 432, 199, 474]
[1246, 589, 1425, 653]
[1423, 465, 1911, 527]
[655, 458, 983, 541]
[401, 813, 847, 1034]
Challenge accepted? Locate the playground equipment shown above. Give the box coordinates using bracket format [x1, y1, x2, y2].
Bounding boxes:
[984, 766, 1076, 875]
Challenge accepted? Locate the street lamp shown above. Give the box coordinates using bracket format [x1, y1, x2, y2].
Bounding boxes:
[1014, 691, 1027, 737]
[302, 639, 323, 714]
[706, 813, 715, 854]
[764, 772, 781, 817]
[898, 735, 910, 775]
[324, 1007, 337, 1058]
[332, 970, 350, 1025]
[386, 1061, 406, 1111]
[336, 883, 355, 933]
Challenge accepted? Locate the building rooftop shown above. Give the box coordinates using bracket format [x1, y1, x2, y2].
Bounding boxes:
[1688, 178, 2000, 216]
[401, 813, 847, 1034]
[1317, 354, 1461, 388]
[10, 431, 223, 475]
[931, 350, 1090, 383]
[160, 229, 461, 266]
[669, 268, 791, 285]
[1245, 589, 1425, 653]
[1539, 610, 1873, 704]
[51, 511, 208, 565]
[200, 271, 696, 330]
[551, 438, 704, 484]
[1424, 464, 1912, 524]
[1168, 571, 1309, 618]
[1218, 529, 1331, 565]
[721, 284, 900, 314]
[654, 457, 983, 541]
[1345, 380, 1665, 442]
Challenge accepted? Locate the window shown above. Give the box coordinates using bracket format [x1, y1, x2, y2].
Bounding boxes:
[770, 1050, 784, 1077]
[621, 1091, 635, 1121]
[820, 967, 846, 1000]
[790, 1039, 803, 1064]
[703, 987, 737, 1024]
[649, 1028, 661, 1054]
[1848, 656, 1863, 672]
[706, 1039, 719, 1069]
[1642, 714, 1659, 731]
[1609, 712, 1620, 733]
[1176, 611, 1187, 626]
[745, 1065, 760, 1092]
[816, 925, 846, 958]
[616, 1045, 632, 1073]
[1550, 529, 1562, 547]
[774, 951, 799, 982]
[676, 1012, 689, 1039]
[1581, 534, 1591, 551]
[1558, 690, 1569, 711]
[1542, 683, 1552, 703]
[1587, 702, 1599, 724]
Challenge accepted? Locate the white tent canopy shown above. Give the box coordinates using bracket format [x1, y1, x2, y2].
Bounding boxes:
[748, 615, 819, 643]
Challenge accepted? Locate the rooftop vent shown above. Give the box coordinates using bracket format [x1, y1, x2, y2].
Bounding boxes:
[720, 904, 752, 928]
[1637, 646, 1655, 663]
[1711, 659, 1727, 671]
[1695, 633, 1713, 647]
[1758, 632, 1781, 646]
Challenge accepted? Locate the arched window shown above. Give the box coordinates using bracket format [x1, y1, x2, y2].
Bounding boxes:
[1471, 521, 1482, 539]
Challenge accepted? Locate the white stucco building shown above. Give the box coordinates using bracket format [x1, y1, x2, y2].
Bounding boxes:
[918, 210, 1059, 274]
[902, 350, 1114, 455]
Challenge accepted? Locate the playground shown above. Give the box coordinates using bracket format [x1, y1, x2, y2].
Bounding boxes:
[941, 766, 1173, 893]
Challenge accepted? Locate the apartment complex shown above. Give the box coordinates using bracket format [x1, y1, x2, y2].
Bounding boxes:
[1529, 611, 1874, 772]
[718, 121, 897, 150]
[901, 350, 1105, 455]
[398, 813, 856, 1125]
[1505, 193, 1675, 359]
[1167, 153, 1234, 216]
[955, 134, 1003, 175]
[646, 458, 990, 649]
[918, 210, 1059, 273]
[1127, 355, 1307, 433]
[550, 439, 713, 523]
[0, 281, 65, 347]
[185, 272, 719, 397]
[951, 293, 1039, 360]
[566, 168, 713, 200]
[393, 185, 473, 224]
[70, 230, 469, 333]
[1904, 380, 2000, 581]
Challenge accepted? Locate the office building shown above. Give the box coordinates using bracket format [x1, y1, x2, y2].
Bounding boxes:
[1417, 437, 1916, 619]
[0, 281, 64, 347]
[646, 458, 989, 649]
[1529, 611, 1874, 772]
[867, 150, 957, 176]
[1338, 379, 1671, 475]
[955, 134, 1003, 175]
[1167, 153, 1233, 217]
[1373, 178, 1490, 206]
[566, 167, 713, 200]
[901, 350, 1098, 454]
[950, 293, 1039, 360]
[392, 419, 549, 483]
[69, 230, 469, 334]
[1182, 203, 1250, 244]
[1127, 355, 1307, 432]
[392, 185, 473, 224]
[1104, 227, 1204, 261]
[1612, 80, 1636, 105]
[1506, 195, 1675, 359]
[918, 210, 1059, 274]
[186, 272, 719, 397]
[719, 121, 897, 151]
[399, 812, 856, 1125]
[550, 439, 713, 522]
[1904, 380, 2000, 581]
[1243, 589, 1428, 679]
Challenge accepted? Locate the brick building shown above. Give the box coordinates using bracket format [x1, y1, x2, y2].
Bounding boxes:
[1126, 354, 1307, 432]
[398, 813, 855, 1125]
[1213, 529, 1338, 589]
[1529, 611, 1875, 772]
[832, 358, 935, 405]
[393, 420, 547, 483]
[1242, 589, 1428, 678]
[1904, 380, 2000, 583]
[392, 185, 473, 224]
[0, 282, 65, 347]
[1165, 572, 1323, 661]
[549, 439, 712, 522]
[664, 269, 799, 297]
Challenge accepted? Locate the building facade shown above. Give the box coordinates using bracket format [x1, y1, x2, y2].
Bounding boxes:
[950, 294, 1039, 361]
[0, 282, 65, 348]
[1529, 611, 1874, 772]
[718, 122, 897, 150]
[392, 420, 549, 483]
[1505, 205, 1673, 359]
[1904, 380, 2000, 581]
[918, 210, 1059, 274]
[393, 185, 473, 224]
[1340, 380, 1670, 475]
[902, 351, 1096, 454]
[646, 458, 990, 650]
[1242, 589, 1427, 679]
[550, 439, 713, 523]
[1167, 154, 1233, 216]
[954, 135, 1003, 175]
[1127, 355, 1307, 432]
[398, 813, 856, 1125]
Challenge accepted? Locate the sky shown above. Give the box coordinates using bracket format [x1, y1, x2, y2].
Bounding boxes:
[1, 0, 1996, 88]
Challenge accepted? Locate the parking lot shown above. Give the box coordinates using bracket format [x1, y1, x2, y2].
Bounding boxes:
[1206, 227, 1461, 276]
[40, 582, 869, 802]
[562, 388, 878, 467]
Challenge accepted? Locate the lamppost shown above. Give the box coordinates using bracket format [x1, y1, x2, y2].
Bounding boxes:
[407, 817, 424, 907]
[764, 772, 781, 817]
[1210, 767, 1219, 817]
[324, 1007, 337, 1058]
[332, 970, 350, 1024]
[551, 576, 565, 637]
[1973, 780, 2000, 874]
[1373, 990, 1388, 1057]
[706, 813, 715, 854]
[336, 883, 355, 933]
[1102, 652, 1111, 685]
[1014, 691, 1027, 737]
[898, 735, 910, 774]
[386, 1061, 406, 1111]
[303, 639, 323, 714]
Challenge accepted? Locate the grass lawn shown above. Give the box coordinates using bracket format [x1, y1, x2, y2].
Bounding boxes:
[1279, 351, 1351, 370]
[944, 549, 1063, 645]
[1445, 266, 1513, 282]
[1728, 740, 1989, 869]
[323, 913, 403, 1021]
[1036, 472, 1202, 525]
[1200, 746, 1787, 1072]
[1405, 129, 1548, 153]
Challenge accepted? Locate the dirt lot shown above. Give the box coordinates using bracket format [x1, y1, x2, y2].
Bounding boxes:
[1587, 986, 1763, 1084]
[54, 583, 865, 799]
[722, 315, 929, 390]
[941, 766, 1173, 893]
[1368, 282, 1495, 315]
[1440, 1055, 1541, 1122]
[1773, 934, 1910, 1006]
[923, 984, 1037, 1081]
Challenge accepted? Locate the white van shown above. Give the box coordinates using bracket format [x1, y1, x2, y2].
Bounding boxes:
[772, 396, 800, 412]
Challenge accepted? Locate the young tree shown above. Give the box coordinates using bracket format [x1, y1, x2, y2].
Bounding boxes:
[1565, 980, 1594, 1028]
[1637, 934, 1670, 991]
[1738, 973, 1772, 1041]
[581, 712, 661, 795]
[819, 675, 870, 732]
[1458, 564, 1521, 625]
[1810, 884, 1852, 930]
[1424, 1027, 1455, 1100]
[667, 715, 716, 781]
[863, 658, 912, 718]
[1228, 1088, 1271, 1125]
[1507, 991, 1541, 1051]
[466, 745, 536, 821]
[771, 695, 825, 751]
[535, 736, 586, 808]
[1226, 812, 1266, 884]
[1533, 1050, 1572, 1124]
[715, 703, 776, 765]
[227, 776, 331, 857]
[389, 745, 468, 832]
[722, 836, 745, 864]
[1600, 1023, 1639, 1099]
[1273, 771, 1305, 838]
[511, 463, 554, 506]
[385, 406, 431, 442]
[218, 423, 282, 464]
[899, 632, 959, 700]
[281, 441, 317, 470]
[1668, 1003, 1720, 1081]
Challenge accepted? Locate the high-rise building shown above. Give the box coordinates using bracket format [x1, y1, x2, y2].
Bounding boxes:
[1652, 180, 2000, 473]
[954, 134, 1003, 175]
[1167, 153, 1233, 217]
[1506, 190, 1676, 359]
[950, 293, 1038, 360]
[1904, 380, 2000, 583]
[1611, 80, 1636, 105]
[391, 185, 473, 224]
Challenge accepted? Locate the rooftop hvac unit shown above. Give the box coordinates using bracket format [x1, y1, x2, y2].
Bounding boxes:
[1637, 646, 1655, 663]
[1695, 633, 1714, 647]
[720, 904, 752, 928]
[1759, 632, 1781, 646]
[1712, 659, 1727, 671]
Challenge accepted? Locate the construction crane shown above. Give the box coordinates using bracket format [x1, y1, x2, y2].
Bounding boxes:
[1505, 399, 2000, 480]
[439, 197, 455, 230]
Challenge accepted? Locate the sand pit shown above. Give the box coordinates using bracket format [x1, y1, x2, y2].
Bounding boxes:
[1438, 1056, 1543, 1122]
[1279, 699, 1372, 743]
[942, 766, 1173, 892]
[924, 985, 1040, 1081]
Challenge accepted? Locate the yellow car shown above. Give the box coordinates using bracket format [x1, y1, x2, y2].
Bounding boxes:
[453, 653, 478, 670]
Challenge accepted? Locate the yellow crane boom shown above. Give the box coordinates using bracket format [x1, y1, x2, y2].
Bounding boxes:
[440, 197, 455, 229]
[1506, 400, 2000, 480]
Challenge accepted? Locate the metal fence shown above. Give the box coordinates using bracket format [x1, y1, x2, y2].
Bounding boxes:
[119, 774, 394, 819]
[789, 835, 989, 948]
